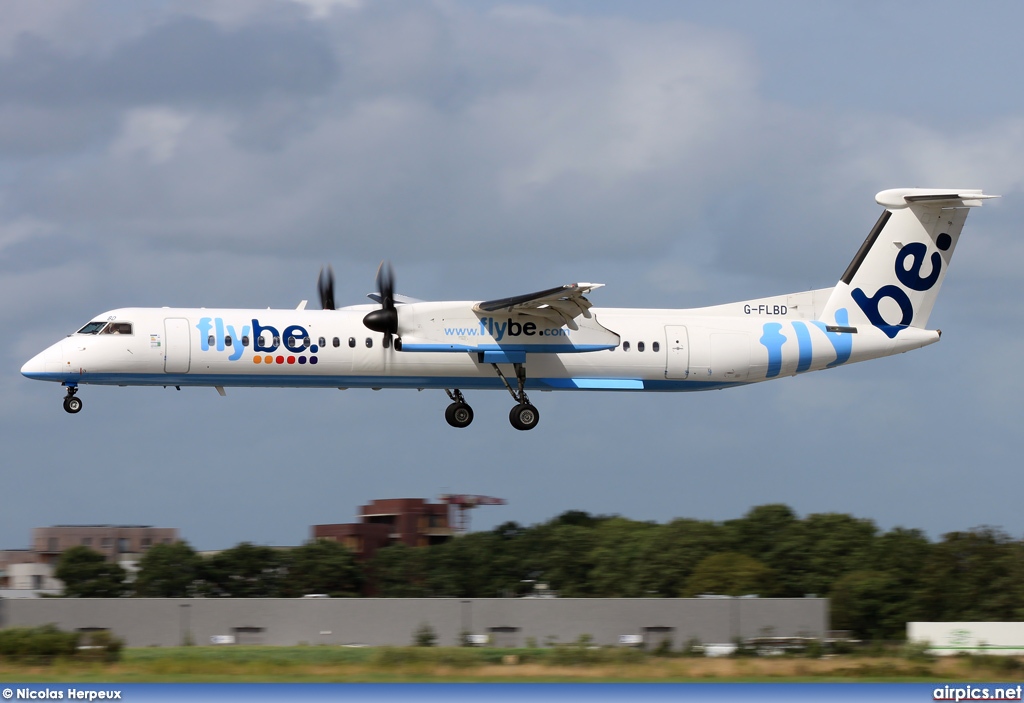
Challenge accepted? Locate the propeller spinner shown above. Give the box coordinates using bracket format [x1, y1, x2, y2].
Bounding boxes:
[362, 261, 399, 349]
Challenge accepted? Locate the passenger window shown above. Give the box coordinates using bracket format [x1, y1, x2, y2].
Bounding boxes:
[348, 337, 356, 348]
[638, 341, 645, 352]
[287, 336, 295, 347]
[653, 341, 660, 352]
[259, 336, 268, 347]
[365, 338, 373, 348]
[623, 341, 630, 351]
[333, 337, 340, 348]
[273, 336, 280, 346]
[242, 336, 250, 347]
[303, 337, 310, 348]
[318, 337, 326, 348]
[208, 335, 215, 346]
[224, 336, 232, 347]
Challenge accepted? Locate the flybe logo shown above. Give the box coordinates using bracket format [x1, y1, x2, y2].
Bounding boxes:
[852, 233, 951, 339]
[196, 318, 319, 365]
[444, 317, 571, 340]
[759, 309, 853, 379]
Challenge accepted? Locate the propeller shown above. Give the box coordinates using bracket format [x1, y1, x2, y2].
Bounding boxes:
[318, 265, 335, 310]
[362, 260, 399, 349]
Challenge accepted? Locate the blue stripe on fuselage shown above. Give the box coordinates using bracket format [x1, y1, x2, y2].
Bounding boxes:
[21, 371, 743, 392]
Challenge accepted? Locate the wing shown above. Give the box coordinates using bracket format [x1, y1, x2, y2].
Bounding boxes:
[366, 293, 423, 305]
[474, 283, 604, 330]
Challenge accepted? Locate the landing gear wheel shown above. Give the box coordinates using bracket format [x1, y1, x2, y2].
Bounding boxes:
[63, 396, 82, 414]
[509, 403, 539, 431]
[445, 402, 474, 428]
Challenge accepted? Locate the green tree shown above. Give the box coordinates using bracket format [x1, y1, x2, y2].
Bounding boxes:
[636, 518, 730, 597]
[752, 511, 877, 597]
[281, 539, 362, 597]
[423, 532, 506, 597]
[830, 569, 903, 640]
[587, 517, 658, 597]
[133, 541, 201, 597]
[800, 513, 877, 596]
[196, 542, 285, 597]
[541, 524, 599, 596]
[367, 543, 431, 597]
[916, 528, 1024, 621]
[725, 504, 799, 559]
[550, 510, 612, 529]
[54, 546, 128, 597]
[860, 526, 933, 630]
[682, 552, 775, 597]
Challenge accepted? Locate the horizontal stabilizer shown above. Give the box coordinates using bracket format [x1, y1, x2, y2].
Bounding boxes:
[875, 188, 998, 209]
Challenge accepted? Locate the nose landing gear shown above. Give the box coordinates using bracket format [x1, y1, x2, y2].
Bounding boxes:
[62, 386, 82, 414]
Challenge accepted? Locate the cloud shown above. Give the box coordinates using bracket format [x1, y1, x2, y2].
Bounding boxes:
[0, 16, 338, 109]
[6, 1, 1024, 549]
[0, 3, 766, 271]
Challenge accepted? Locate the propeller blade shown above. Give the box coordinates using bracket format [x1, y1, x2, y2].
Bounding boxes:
[364, 260, 400, 347]
[318, 265, 335, 310]
[375, 260, 395, 310]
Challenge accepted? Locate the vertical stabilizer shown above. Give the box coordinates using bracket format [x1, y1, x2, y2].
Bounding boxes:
[819, 188, 995, 337]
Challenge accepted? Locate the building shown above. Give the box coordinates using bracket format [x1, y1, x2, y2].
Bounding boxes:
[32, 525, 179, 564]
[1, 525, 180, 598]
[909, 622, 1024, 655]
[313, 498, 454, 559]
[0, 550, 62, 597]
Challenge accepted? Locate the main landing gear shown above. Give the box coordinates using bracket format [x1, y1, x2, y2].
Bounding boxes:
[442, 361, 541, 431]
[62, 385, 82, 414]
[444, 389, 474, 428]
[493, 362, 540, 431]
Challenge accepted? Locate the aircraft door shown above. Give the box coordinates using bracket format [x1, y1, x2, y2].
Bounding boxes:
[665, 325, 689, 379]
[164, 318, 191, 373]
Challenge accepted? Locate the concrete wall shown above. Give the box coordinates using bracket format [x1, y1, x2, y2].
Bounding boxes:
[0, 597, 827, 648]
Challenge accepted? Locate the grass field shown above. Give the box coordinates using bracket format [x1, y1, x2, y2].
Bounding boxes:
[2, 646, 1024, 683]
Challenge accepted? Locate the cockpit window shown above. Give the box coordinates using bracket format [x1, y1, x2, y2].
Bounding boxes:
[102, 322, 133, 335]
[76, 321, 107, 335]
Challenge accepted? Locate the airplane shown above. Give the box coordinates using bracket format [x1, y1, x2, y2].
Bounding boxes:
[21, 187, 995, 430]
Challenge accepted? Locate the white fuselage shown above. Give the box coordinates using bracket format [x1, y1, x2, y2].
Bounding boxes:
[21, 289, 939, 394]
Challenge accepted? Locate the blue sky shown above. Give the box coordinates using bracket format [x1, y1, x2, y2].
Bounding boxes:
[4, 0, 1023, 551]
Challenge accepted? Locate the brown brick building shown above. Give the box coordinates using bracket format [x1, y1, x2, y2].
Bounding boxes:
[313, 498, 453, 559]
[32, 525, 179, 564]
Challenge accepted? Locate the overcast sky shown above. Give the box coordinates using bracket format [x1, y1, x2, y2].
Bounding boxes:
[4, 0, 1023, 551]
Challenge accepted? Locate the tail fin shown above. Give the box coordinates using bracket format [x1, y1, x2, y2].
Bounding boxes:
[819, 188, 996, 337]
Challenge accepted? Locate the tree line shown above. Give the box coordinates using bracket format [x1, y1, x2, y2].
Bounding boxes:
[54, 504, 1024, 640]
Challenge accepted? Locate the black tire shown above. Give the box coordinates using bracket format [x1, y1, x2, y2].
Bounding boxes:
[63, 396, 83, 414]
[444, 402, 474, 428]
[509, 403, 539, 431]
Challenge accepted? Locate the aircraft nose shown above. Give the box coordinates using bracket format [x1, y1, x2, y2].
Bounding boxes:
[21, 340, 65, 380]
[21, 351, 48, 379]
